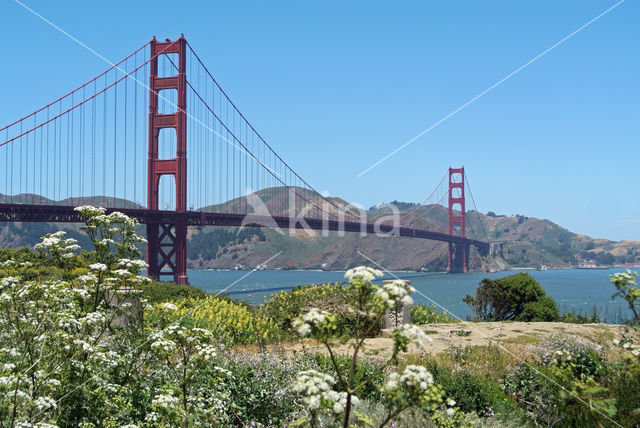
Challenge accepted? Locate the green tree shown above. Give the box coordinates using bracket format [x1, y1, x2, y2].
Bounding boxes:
[463, 273, 558, 321]
[610, 270, 640, 324]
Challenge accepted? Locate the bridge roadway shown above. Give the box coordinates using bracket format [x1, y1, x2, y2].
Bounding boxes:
[0, 203, 489, 249]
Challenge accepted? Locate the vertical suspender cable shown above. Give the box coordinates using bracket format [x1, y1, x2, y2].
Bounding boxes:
[19, 121, 23, 200]
[124, 62, 128, 205]
[134, 54, 137, 206]
[5, 129, 8, 200]
[113, 73, 118, 207]
[57, 101, 61, 201]
[103, 74, 107, 203]
[81, 87, 85, 202]
[92, 80, 96, 198]
[69, 93, 73, 202]
[41, 110, 45, 203]
[66, 104, 70, 201]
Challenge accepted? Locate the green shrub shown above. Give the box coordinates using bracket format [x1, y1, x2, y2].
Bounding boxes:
[304, 353, 387, 401]
[262, 283, 348, 329]
[262, 283, 381, 337]
[502, 363, 563, 426]
[424, 360, 519, 418]
[504, 336, 616, 427]
[138, 280, 208, 303]
[463, 272, 559, 321]
[219, 351, 309, 426]
[558, 311, 601, 324]
[540, 335, 604, 379]
[604, 342, 640, 426]
[502, 362, 615, 427]
[411, 304, 458, 324]
[521, 295, 559, 321]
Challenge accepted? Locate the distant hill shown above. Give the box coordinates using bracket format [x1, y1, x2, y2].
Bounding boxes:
[0, 189, 637, 271]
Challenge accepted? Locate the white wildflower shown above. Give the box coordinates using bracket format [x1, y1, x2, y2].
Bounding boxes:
[74, 206, 106, 216]
[293, 370, 358, 415]
[385, 365, 434, 393]
[152, 393, 179, 410]
[34, 396, 57, 411]
[160, 302, 178, 311]
[88, 263, 108, 272]
[394, 324, 432, 349]
[345, 266, 383, 281]
[376, 279, 415, 309]
[114, 269, 131, 278]
[151, 339, 176, 353]
[293, 308, 330, 337]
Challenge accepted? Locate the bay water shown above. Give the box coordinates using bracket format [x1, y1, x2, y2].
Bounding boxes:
[186, 268, 634, 323]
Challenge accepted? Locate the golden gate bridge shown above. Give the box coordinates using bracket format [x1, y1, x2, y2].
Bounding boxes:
[0, 35, 489, 283]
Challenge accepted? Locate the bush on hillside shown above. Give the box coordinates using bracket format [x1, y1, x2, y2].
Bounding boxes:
[411, 304, 458, 324]
[137, 280, 207, 303]
[463, 272, 558, 321]
[262, 283, 380, 337]
[423, 360, 519, 418]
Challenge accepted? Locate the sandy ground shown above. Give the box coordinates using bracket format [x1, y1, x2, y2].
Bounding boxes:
[282, 321, 635, 359]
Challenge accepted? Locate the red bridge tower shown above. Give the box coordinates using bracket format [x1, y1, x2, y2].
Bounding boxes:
[146, 36, 189, 284]
[448, 167, 469, 273]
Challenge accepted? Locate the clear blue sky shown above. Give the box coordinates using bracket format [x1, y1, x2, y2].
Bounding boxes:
[1, 1, 638, 240]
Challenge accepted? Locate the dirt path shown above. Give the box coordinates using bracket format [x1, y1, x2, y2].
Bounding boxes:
[283, 321, 633, 359]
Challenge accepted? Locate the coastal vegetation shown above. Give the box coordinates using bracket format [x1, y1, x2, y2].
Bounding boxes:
[0, 207, 639, 426]
[463, 272, 559, 322]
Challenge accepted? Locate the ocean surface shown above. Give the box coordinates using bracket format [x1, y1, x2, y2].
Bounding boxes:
[185, 268, 634, 323]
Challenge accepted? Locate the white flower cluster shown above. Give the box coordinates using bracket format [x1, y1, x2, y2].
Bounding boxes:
[113, 269, 131, 278]
[34, 231, 65, 249]
[151, 339, 177, 353]
[34, 231, 80, 259]
[88, 263, 108, 272]
[152, 393, 179, 411]
[446, 399, 457, 416]
[293, 370, 359, 415]
[77, 274, 98, 284]
[118, 258, 148, 270]
[197, 344, 218, 361]
[1, 276, 19, 289]
[81, 312, 106, 327]
[376, 279, 415, 309]
[107, 211, 138, 227]
[160, 302, 178, 311]
[384, 365, 434, 392]
[614, 339, 640, 357]
[292, 308, 329, 337]
[74, 206, 106, 217]
[34, 396, 57, 411]
[344, 266, 383, 281]
[394, 324, 432, 349]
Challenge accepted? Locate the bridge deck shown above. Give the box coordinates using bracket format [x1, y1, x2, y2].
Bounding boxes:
[0, 203, 489, 249]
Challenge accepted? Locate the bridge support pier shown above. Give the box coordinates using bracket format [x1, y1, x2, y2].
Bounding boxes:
[146, 220, 188, 284]
[448, 242, 469, 273]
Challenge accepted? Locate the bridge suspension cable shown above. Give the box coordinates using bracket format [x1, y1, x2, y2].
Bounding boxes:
[181, 42, 361, 222]
[463, 170, 489, 241]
